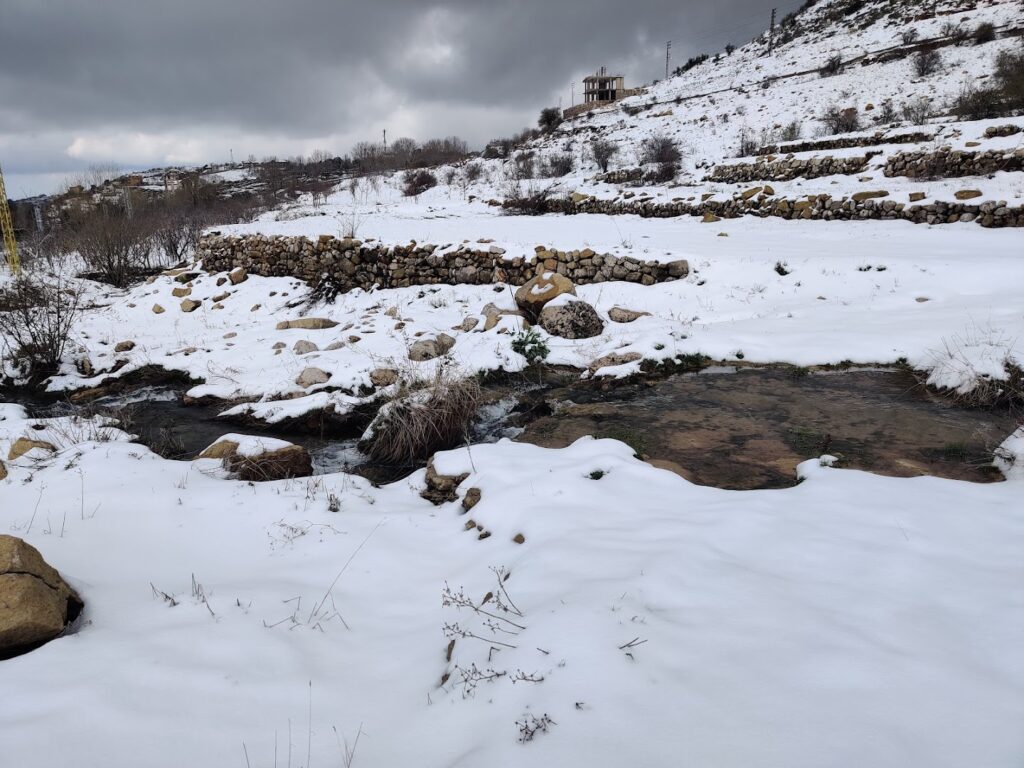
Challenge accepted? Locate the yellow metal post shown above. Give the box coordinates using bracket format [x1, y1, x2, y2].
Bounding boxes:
[0, 163, 21, 274]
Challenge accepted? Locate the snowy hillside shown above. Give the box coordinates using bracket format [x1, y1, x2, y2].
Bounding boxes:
[2, 1, 1024, 767]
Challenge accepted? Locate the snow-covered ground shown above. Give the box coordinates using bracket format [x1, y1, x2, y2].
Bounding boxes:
[38, 213, 1022, 424]
[1, 407, 1023, 767]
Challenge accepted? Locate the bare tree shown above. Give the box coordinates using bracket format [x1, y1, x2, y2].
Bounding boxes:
[0, 271, 82, 384]
[67, 208, 156, 287]
[590, 140, 619, 173]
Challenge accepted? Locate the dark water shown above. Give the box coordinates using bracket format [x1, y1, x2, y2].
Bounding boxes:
[11, 367, 1017, 490]
[515, 367, 1017, 489]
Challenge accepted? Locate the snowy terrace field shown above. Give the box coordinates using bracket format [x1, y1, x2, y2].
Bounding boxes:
[3, 0, 1024, 766]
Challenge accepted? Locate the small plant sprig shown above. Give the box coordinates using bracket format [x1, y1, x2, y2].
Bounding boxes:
[511, 327, 549, 365]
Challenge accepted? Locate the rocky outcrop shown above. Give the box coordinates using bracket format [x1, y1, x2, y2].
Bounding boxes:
[199, 437, 314, 482]
[0, 536, 83, 659]
[421, 460, 468, 505]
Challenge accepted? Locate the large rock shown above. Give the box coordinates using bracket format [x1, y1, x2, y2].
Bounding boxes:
[539, 300, 604, 340]
[409, 334, 456, 361]
[421, 460, 469, 505]
[276, 318, 338, 331]
[608, 307, 651, 324]
[0, 460, 6, 481]
[293, 340, 319, 355]
[296, 367, 331, 388]
[0, 536, 83, 658]
[198, 436, 313, 482]
[8, 438, 56, 461]
[370, 368, 399, 388]
[514, 273, 576, 319]
[228, 267, 248, 285]
[180, 298, 201, 313]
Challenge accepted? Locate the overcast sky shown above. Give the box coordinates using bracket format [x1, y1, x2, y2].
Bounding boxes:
[0, 0, 797, 198]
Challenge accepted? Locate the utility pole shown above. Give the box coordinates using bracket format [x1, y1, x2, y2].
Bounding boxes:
[665, 40, 672, 79]
[769, 8, 777, 55]
[382, 129, 387, 153]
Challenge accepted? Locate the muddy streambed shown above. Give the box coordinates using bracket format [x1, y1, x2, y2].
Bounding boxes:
[9, 367, 1017, 490]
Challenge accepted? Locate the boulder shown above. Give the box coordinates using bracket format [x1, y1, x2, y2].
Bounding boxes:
[180, 298, 201, 313]
[114, 341, 136, 353]
[462, 487, 482, 511]
[608, 307, 650, 324]
[295, 367, 331, 388]
[514, 273, 576, 318]
[955, 189, 982, 200]
[409, 334, 456, 362]
[276, 318, 339, 331]
[293, 340, 319, 355]
[667, 259, 690, 278]
[0, 535, 83, 659]
[152, 304, 165, 315]
[8, 438, 57, 461]
[701, 212, 722, 223]
[909, 192, 926, 202]
[369, 368, 399, 388]
[171, 287, 191, 298]
[198, 436, 313, 482]
[851, 190, 889, 202]
[228, 267, 248, 285]
[539, 300, 604, 340]
[0, 460, 6, 481]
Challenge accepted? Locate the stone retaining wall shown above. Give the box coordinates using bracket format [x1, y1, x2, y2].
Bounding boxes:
[198, 235, 691, 290]
[755, 131, 934, 156]
[884, 148, 1024, 179]
[548, 192, 1024, 227]
[708, 154, 874, 183]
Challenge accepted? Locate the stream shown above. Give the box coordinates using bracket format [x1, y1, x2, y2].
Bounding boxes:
[9, 366, 1017, 490]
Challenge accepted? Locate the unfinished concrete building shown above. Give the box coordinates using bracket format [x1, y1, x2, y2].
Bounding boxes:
[564, 67, 642, 119]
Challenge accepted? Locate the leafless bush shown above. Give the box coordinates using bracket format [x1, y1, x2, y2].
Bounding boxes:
[502, 181, 564, 215]
[819, 105, 860, 135]
[942, 21, 969, 45]
[913, 48, 942, 77]
[974, 22, 997, 45]
[780, 120, 803, 141]
[590, 139, 619, 173]
[0, 273, 82, 384]
[463, 162, 484, 183]
[541, 153, 574, 178]
[737, 128, 759, 156]
[511, 152, 535, 181]
[875, 99, 898, 124]
[402, 169, 437, 198]
[358, 367, 482, 465]
[151, 209, 205, 264]
[639, 134, 682, 165]
[66, 209, 158, 287]
[900, 28, 919, 45]
[902, 96, 934, 125]
[819, 53, 844, 77]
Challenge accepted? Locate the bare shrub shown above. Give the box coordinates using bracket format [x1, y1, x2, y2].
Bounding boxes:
[780, 120, 803, 141]
[542, 153, 574, 178]
[639, 134, 682, 165]
[66, 209, 158, 287]
[0, 273, 82, 384]
[900, 28, 919, 45]
[913, 48, 942, 77]
[402, 170, 437, 198]
[502, 181, 564, 215]
[974, 22, 997, 45]
[953, 85, 1004, 120]
[359, 368, 482, 465]
[942, 21, 969, 45]
[737, 128, 759, 156]
[819, 54, 844, 77]
[875, 99, 898, 124]
[819, 105, 860, 135]
[590, 139, 619, 173]
[463, 162, 483, 184]
[902, 97, 934, 125]
[511, 152, 535, 181]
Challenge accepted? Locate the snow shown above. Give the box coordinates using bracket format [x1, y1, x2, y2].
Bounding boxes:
[1, 416, 1023, 767]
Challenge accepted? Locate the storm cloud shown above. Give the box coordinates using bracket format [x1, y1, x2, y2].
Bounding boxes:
[0, 0, 798, 196]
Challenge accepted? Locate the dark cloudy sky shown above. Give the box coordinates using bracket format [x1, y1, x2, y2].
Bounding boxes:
[0, 0, 799, 197]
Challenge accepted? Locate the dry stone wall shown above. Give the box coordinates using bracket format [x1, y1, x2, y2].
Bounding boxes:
[884, 148, 1024, 179]
[553, 191, 1024, 227]
[708, 154, 874, 183]
[198, 234, 691, 290]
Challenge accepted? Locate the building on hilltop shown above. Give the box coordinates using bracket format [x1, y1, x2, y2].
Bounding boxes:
[563, 67, 642, 119]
